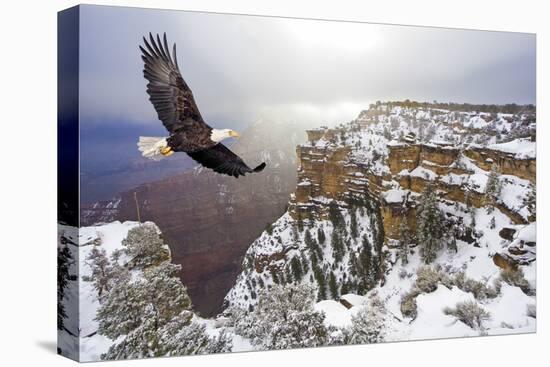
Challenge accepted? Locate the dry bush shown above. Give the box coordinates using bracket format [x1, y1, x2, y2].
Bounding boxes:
[444, 300, 491, 330]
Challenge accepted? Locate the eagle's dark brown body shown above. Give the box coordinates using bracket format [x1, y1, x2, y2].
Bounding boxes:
[139, 33, 266, 177]
[167, 130, 215, 153]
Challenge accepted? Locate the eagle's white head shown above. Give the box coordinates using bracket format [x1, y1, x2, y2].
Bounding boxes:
[211, 129, 240, 143]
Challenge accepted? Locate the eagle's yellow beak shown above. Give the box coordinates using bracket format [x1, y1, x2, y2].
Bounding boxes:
[229, 130, 240, 138]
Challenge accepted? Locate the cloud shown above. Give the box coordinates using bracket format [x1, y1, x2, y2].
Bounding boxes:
[78, 5, 535, 130]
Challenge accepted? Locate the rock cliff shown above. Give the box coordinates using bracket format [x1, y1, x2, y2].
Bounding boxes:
[226, 103, 536, 310]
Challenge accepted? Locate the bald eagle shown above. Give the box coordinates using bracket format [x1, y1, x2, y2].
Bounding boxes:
[137, 33, 266, 178]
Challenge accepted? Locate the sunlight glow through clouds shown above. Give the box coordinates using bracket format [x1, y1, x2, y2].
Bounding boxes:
[285, 19, 381, 52]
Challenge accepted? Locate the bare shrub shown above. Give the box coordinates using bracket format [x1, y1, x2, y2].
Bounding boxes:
[444, 300, 491, 330]
[500, 268, 532, 295]
[415, 266, 441, 293]
[453, 272, 499, 300]
[400, 288, 421, 319]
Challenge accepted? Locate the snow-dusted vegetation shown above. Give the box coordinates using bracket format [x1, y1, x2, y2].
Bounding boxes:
[225, 102, 536, 347]
[58, 102, 536, 361]
[57, 222, 232, 361]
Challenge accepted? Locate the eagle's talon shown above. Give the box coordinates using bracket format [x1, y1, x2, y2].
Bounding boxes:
[161, 147, 173, 156]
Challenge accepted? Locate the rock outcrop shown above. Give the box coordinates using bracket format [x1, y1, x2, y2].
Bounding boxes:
[287, 107, 535, 242]
[226, 102, 537, 315]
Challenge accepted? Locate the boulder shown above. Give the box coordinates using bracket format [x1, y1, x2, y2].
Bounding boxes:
[339, 298, 353, 309]
[493, 252, 517, 271]
[499, 227, 517, 241]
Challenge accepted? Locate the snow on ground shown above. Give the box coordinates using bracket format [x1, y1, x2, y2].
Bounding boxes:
[79, 221, 142, 361]
[315, 300, 355, 328]
[409, 286, 477, 340]
[58, 221, 147, 361]
[488, 139, 535, 159]
[383, 189, 408, 203]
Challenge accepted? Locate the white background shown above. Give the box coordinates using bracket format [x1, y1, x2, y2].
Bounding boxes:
[0, 0, 547, 366]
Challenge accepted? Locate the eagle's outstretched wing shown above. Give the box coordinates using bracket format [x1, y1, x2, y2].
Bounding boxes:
[187, 144, 266, 178]
[140, 33, 210, 134]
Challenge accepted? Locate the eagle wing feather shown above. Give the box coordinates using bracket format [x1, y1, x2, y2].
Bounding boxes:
[140, 33, 210, 135]
[188, 144, 266, 178]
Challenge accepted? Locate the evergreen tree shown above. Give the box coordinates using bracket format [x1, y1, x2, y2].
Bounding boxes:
[383, 126, 392, 140]
[122, 224, 170, 268]
[97, 262, 191, 340]
[85, 247, 113, 299]
[347, 253, 358, 277]
[271, 269, 280, 285]
[524, 183, 536, 220]
[470, 207, 477, 230]
[350, 207, 358, 239]
[398, 220, 410, 265]
[290, 256, 303, 282]
[329, 201, 346, 232]
[97, 262, 195, 359]
[317, 226, 326, 245]
[300, 252, 310, 274]
[291, 224, 299, 242]
[341, 280, 350, 295]
[242, 284, 329, 349]
[416, 184, 445, 264]
[489, 216, 496, 229]
[162, 321, 233, 356]
[348, 294, 387, 344]
[297, 217, 304, 232]
[265, 222, 274, 235]
[357, 235, 375, 292]
[447, 222, 458, 253]
[305, 229, 322, 260]
[57, 245, 72, 330]
[331, 230, 345, 263]
[485, 164, 502, 211]
[329, 271, 338, 299]
[285, 265, 293, 284]
[312, 264, 327, 300]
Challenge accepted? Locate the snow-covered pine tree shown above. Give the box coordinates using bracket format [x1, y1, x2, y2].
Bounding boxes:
[317, 225, 326, 244]
[416, 184, 445, 264]
[242, 283, 329, 349]
[100, 254, 232, 359]
[85, 247, 112, 299]
[329, 271, 338, 299]
[161, 319, 232, 356]
[357, 234, 375, 293]
[331, 229, 345, 263]
[383, 125, 392, 140]
[347, 293, 387, 344]
[57, 245, 72, 330]
[485, 164, 502, 211]
[350, 207, 358, 239]
[447, 223, 458, 253]
[290, 256, 303, 282]
[524, 182, 536, 220]
[96, 262, 191, 341]
[398, 220, 410, 265]
[304, 229, 322, 259]
[329, 201, 346, 232]
[313, 264, 327, 300]
[470, 206, 477, 230]
[122, 223, 170, 268]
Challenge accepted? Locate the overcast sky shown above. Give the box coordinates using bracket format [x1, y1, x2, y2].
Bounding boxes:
[79, 5, 535, 131]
